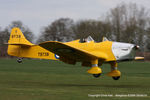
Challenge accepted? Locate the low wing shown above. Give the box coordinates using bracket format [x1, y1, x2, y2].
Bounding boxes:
[39, 41, 107, 61]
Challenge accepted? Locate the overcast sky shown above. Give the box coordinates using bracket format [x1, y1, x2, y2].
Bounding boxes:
[0, 0, 150, 36]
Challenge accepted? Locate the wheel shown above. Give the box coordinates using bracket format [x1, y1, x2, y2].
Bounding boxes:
[93, 73, 101, 78]
[17, 58, 22, 63]
[112, 76, 120, 80]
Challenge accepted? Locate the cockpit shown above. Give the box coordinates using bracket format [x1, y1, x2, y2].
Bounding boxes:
[80, 36, 94, 43]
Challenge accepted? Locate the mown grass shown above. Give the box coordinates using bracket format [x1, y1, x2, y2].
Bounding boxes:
[0, 59, 150, 100]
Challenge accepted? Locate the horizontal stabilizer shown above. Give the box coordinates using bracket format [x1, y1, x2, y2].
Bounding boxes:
[5, 43, 34, 47]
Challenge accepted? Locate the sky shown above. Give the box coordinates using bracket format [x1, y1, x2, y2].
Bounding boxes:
[0, 0, 150, 36]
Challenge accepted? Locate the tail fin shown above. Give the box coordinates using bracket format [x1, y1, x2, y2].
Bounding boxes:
[7, 27, 34, 57]
[8, 27, 33, 46]
[7, 27, 58, 60]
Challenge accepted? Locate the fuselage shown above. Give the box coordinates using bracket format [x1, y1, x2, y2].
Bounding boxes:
[65, 40, 137, 62]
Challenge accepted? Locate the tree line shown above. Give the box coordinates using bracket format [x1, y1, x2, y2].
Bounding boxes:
[37, 3, 150, 52]
[0, 3, 150, 59]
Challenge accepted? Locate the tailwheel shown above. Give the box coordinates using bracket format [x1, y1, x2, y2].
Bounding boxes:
[112, 76, 120, 80]
[17, 58, 22, 63]
[93, 73, 101, 78]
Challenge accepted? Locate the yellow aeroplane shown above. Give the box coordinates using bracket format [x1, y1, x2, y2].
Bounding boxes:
[7, 27, 144, 80]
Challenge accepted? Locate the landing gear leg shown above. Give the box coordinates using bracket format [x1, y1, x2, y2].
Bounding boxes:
[107, 62, 121, 80]
[17, 58, 23, 63]
[87, 59, 102, 78]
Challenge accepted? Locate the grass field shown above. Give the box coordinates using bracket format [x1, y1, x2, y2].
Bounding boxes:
[0, 59, 150, 100]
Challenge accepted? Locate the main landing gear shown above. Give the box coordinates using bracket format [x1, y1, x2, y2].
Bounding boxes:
[87, 59, 102, 78]
[107, 62, 121, 80]
[87, 60, 121, 80]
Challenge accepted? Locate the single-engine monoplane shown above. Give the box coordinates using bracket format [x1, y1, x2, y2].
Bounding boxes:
[7, 28, 144, 80]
